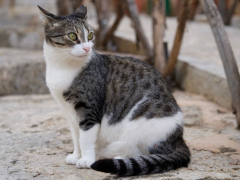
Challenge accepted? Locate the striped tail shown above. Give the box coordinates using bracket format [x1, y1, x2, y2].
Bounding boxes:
[91, 140, 190, 176]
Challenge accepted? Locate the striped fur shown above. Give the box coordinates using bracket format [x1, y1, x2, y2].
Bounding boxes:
[91, 128, 190, 176]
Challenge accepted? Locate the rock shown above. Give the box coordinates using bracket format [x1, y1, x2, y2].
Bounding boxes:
[182, 106, 203, 127]
[190, 134, 240, 153]
[175, 56, 232, 111]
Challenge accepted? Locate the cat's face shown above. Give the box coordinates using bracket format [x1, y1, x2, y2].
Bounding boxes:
[39, 5, 94, 59]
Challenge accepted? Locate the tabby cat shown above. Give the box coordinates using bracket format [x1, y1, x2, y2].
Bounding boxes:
[38, 5, 190, 176]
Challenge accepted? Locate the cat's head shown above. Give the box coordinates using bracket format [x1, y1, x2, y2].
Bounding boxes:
[38, 5, 94, 60]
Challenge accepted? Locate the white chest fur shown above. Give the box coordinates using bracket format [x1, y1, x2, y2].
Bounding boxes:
[43, 41, 90, 100]
[46, 62, 80, 97]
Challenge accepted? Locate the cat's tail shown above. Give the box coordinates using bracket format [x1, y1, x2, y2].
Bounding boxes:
[90, 139, 190, 176]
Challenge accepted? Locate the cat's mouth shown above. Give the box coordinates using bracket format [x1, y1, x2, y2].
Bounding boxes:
[69, 53, 89, 58]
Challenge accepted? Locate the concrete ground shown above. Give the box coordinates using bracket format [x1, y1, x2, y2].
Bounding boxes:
[1, 90, 240, 180]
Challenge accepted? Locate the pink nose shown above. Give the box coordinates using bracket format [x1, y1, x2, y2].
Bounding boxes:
[83, 47, 90, 53]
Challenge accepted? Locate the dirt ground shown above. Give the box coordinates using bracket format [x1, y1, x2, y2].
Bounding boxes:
[0, 90, 240, 180]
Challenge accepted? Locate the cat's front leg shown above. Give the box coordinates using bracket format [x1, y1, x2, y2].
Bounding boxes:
[76, 123, 100, 168]
[59, 103, 81, 165]
[66, 121, 81, 164]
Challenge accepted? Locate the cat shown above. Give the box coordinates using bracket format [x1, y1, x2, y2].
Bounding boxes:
[38, 5, 190, 176]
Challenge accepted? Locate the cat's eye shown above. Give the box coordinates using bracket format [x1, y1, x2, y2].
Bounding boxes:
[68, 33, 77, 41]
[88, 32, 94, 41]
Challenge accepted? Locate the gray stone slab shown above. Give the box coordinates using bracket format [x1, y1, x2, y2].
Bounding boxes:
[0, 27, 44, 50]
[175, 56, 232, 110]
[0, 48, 48, 95]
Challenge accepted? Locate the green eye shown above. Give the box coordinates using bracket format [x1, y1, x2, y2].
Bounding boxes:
[68, 33, 77, 41]
[88, 32, 94, 40]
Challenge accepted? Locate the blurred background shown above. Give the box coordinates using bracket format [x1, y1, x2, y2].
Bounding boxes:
[0, 0, 240, 95]
[0, 0, 240, 111]
[1, 1, 240, 179]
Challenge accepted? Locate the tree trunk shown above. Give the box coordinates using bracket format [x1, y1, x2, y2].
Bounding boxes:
[163, 0, 191, 76]
[225, 0, 238, 25]
[57, 0, 72, 15]
[189, 0, 199, 20]
[57, 0, 84, 16]
[152, 0, 165, 73]
[219, 0, 227, 24]
[72, 0, 84, 11]
[95, 0, 110, 48]
[200, 0, 240, 128]
[102, 1, 124, 48]
[124, 0, 153, 58]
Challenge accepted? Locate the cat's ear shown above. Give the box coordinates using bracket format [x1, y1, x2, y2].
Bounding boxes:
[75, 5, 87, 20]
[38, 6, 57, 25]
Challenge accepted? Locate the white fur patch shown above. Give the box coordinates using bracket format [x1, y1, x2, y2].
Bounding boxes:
[66, 153, 81, 165]
[71, 42, 93, 57]
[43, 40, 92, 95]
[77, 124, 100, 168]
[96, 97, 183, 159]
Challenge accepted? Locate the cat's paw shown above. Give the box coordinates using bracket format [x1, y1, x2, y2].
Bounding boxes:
[76, 158, 95, 168]
[66, 153, 80, 165]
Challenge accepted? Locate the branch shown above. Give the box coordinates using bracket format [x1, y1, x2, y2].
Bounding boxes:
[124, 0, 153, 57]
[225, 0, 238, 25]
[102, 2, 124, 48]
[152, 0, 165, 72]
[163, 0, 191, 76]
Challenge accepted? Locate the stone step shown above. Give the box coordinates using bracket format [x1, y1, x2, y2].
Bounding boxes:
[0, 26, 44, 50]
[0, 0, 55, 50]
[0, 5, 49, 50]
[0, 48, 48, 95]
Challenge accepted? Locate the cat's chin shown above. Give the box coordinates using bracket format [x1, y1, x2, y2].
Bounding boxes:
[70, 53, 91, 59]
